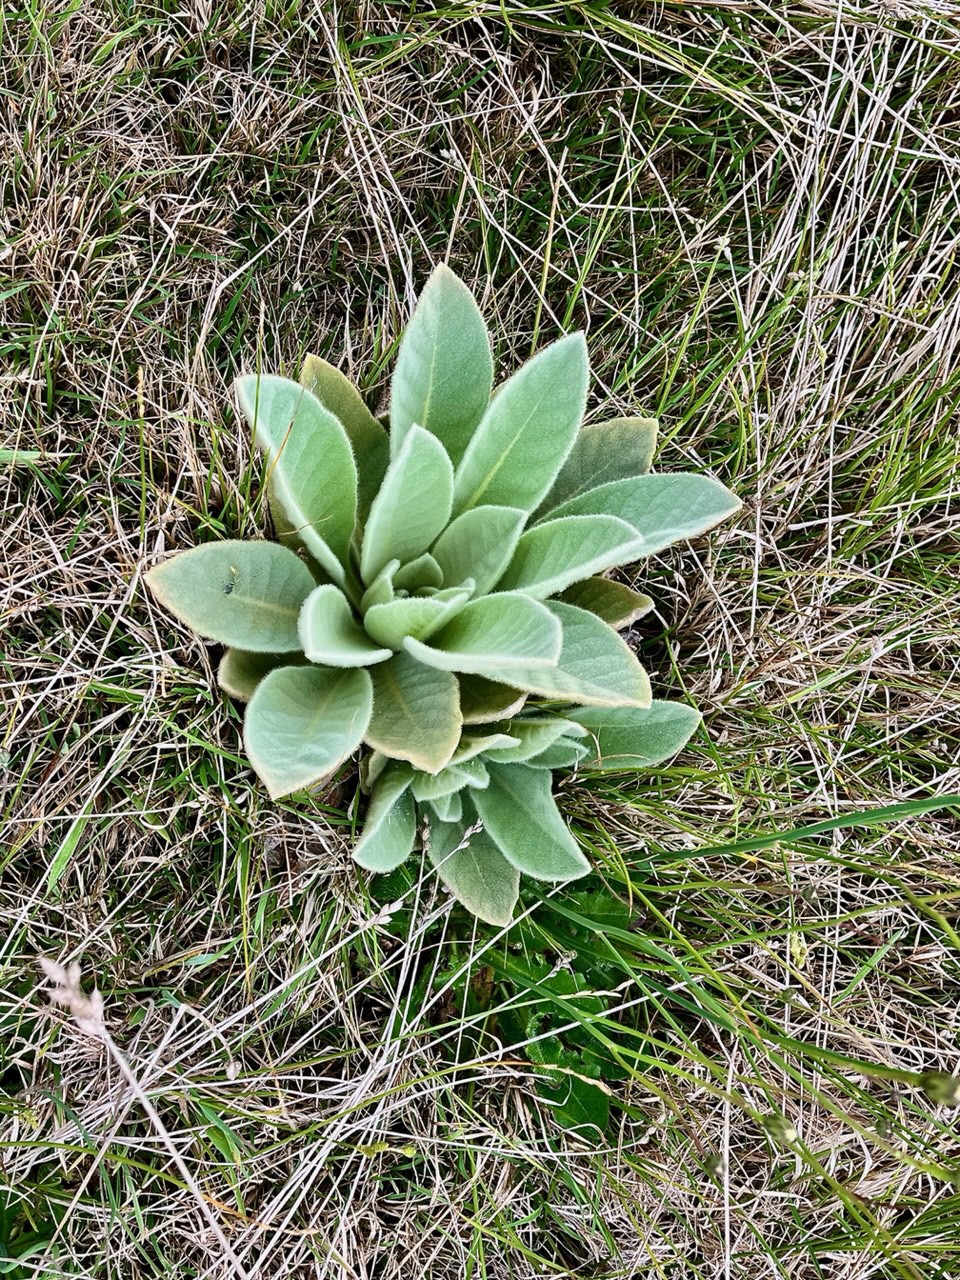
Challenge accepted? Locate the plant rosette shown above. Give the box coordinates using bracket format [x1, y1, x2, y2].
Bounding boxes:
[147, 265, 741, 925]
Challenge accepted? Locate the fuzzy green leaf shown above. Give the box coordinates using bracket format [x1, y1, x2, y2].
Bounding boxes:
[431, 505, 526, 594]
[482, 717, 586, 763]
[364, 584, 473, 648]
[244, 666, 373, 799]
[481, 601, 652, 707]
[473, 763, 591, 882]
[217, 649, 305, 701]
[449, 732, 520, 764]
[410, 765, 474, 801]
[426, 801, 520, 926]
[537, 416, 658, 515]
[299, 584, 393, 667]
[360, 425, 454, 582]
[360, 559, 399, 612]
[353, 764, 416, 871]
[546, 473, 742, 554]
[557, 577, 654, 629]
[366, 651, 461, 772]
[404, 593, 562, 676]
[495, 514, 643, 599]
[569, 700, 702, 772]
[459, 676, 527, 724]
[429, 792, 462, 825]
[235, 375, 357, 584]
[452, 333, 588, 515]
[300, 354, 389, 521]
[147, 541, 315, 653]
[523, 737, 590, 770]
[390, 264, 494, 465]
[393, 553, 444, 593]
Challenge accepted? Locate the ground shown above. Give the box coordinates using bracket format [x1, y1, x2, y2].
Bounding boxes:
[2, 2, 960, 1278]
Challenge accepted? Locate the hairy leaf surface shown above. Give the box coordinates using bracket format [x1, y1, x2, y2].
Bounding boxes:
[366, 651, 461, 772]
[473, 763, 591, 881]
[496, 513, 643, 599]
[299, 584, 392, 666]
[404, 593, 561, 675]
[361, 425, 454, 582]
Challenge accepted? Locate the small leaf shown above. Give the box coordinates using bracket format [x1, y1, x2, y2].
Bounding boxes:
[364, 585, 472, 648]
[481, 602, 651, 707]
[557, 577, 654, 629]
[483, 717, 586, 763]
[218, 650, 305, 701]
[390, 263, 493, 464]
[360, 425, 454, 582]
[147, 541, 315, 652]
[495, 514, 643, 599]
[244, 666, 373, 799]
[366, 651, 461, 772]
[546, 473, 742, 555]
[411, 765, 474, 801]
[449, 732, 520, 764]
[235, 375, 357, 584]
[353, 764, 416, 871]
[404, 593, 561, 675]
[459, 676, 527, 724]
[393, 553, 444, 593]
[300, 354, 390, 522]
[472, 763, 591, 882]
[360, 559, 399, 612]
[429, 792, 462, 825]
[453, 333, 588, 515]
[431, 505, 526, 594]
[360, 749, 390, 791]
[569, 700, 702, 772]
[537, 416, 657, 515]
[524, 738, 590, 770]
[299, 584, 393, 667]
[426, 800, 520, 926]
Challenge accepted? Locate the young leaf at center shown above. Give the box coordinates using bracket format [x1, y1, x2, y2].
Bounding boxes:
[360, 425, 454, 582]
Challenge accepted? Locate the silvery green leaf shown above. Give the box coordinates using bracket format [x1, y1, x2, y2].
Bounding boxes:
[523, 737, 590, 770]
[390, 264, 493, 465]
[243, 666, 373, 799]
[545, 473, 742, 554]
[472, 763, 591, 882]
[360, 425, 454, 582]
[218, 649, 305, 701]
[405, 592, 561, 676]
[452, 333, 588, 515]
[299, 584, 393, 667]
[147, 541, 315, 653]
[495, 514, 643, 599]
[360, 750, 390, 792]
[557, 577, 654, 629]
[426, 799, 520, 926]
[410, 765, 473, 801]
[429, 792, 462, 825]
[360, 559, 399, 612]
[481, 601, 651, 707]
[569, 700, 702, 772]
[393, 553, 444, 593]
[366, 651, 461, 773]
[449, 732, 520, 764]
[300, 354, 389, 522]
[364, 584, 473, 648]
[482, 717, 585, 763]
[431, 505, 526, 594]
[458, 676, 527, 724]
[537, 416, 658, 516]
[235, 375, 357, 585]
[353, 763, 416, 871]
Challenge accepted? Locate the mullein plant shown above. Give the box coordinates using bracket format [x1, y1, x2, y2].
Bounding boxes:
[147, 266, 741, 925]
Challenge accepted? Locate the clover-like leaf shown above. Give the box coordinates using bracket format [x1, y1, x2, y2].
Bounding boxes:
[557, 577, 654, 629]
[537, 416, 658, 516]
[390, 263, 494, 465]
[426, 799, 520, 926]
[495, 513, 643, 599]
[366, 651, 461, 773]
[569, 700, 702, 772]
[235, 375, 357, 585]
[404, 593, 562, 676]
[244, 666, 373, 799]
[299, 584, 393, 667]
[361, 424, 454, 582]
[431, 505, 526, 594]
[147, 541, 316, 652]
[472, 762, 591, 882]
[353, 763, 416, 871]
[452, 333, 588, 515]
[300, 354, 389, 521]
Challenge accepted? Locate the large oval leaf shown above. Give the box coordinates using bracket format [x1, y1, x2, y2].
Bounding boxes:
[390, 263, 493, 465]
[353, 764, 417, 871]
[235, 375, 357, 584]
[426, 798, 520, 926]
[243, 666, 373, 799]
[568, 700, 702, 772]
[480, 601, 651, 707]
[366, 651, 461, 773]
[300, 354, 390, 522]
[430, 505, 526, 594]
[495, 514, 643, 599]
[472, 763, 590, 882]
[404, 593, 561, 676]
[537, 416, 658, 516]
[360, 425, 454, 583]
[557, 577, 654, 629]
[545, 473, 742, 554]
[299, 584, 393, 667]
[147, 541, 315, 652]
[452, 333, 588, 515]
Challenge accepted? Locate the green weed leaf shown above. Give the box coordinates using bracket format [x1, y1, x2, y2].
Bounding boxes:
[405, 593, 562, 675]
[472, 763, 591, 881]
[299, 584, 393, 666]
[366, 651, 461, 772]
[496, 514, 643, 599]
[300, 354, 389, 521]
[361, 424, 454, 582]
[570, 700, 702, 772]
